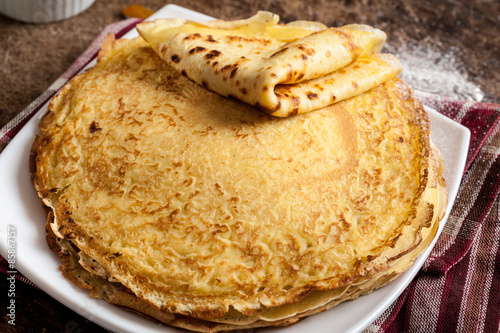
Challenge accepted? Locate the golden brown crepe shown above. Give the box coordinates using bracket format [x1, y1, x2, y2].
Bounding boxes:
[31, 33, 446, 332]
[137, 12, 402, 117]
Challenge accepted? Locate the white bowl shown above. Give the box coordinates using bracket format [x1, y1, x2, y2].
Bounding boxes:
[0, 0, 95, 23]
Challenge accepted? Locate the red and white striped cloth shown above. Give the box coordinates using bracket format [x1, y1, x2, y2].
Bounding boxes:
[1, 19, 499, 333]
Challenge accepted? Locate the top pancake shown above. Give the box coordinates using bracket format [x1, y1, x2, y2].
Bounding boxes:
[33, 36, 437, 323]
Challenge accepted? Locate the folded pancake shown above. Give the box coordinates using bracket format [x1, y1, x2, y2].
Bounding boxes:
[137, 12, 402, 117]
[31, 35, 446, 332]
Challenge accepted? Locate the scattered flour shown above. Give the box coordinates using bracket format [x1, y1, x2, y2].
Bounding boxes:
[384, 42, 485, 102]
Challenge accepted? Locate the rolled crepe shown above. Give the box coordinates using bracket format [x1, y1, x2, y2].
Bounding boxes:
[137, 12, 402, 117]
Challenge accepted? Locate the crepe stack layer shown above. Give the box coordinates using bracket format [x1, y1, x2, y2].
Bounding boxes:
[31, 14, 446, 333]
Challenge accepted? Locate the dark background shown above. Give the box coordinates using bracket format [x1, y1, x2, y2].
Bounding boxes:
[0, 0, 499, 332]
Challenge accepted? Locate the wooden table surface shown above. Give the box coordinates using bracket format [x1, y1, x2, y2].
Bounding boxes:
[0, 0, 499, 332]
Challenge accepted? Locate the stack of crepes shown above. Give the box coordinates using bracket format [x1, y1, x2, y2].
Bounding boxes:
[31, 12, 447, 332]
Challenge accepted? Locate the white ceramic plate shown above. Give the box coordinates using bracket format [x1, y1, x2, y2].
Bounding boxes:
[0, 4, 470, 333]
